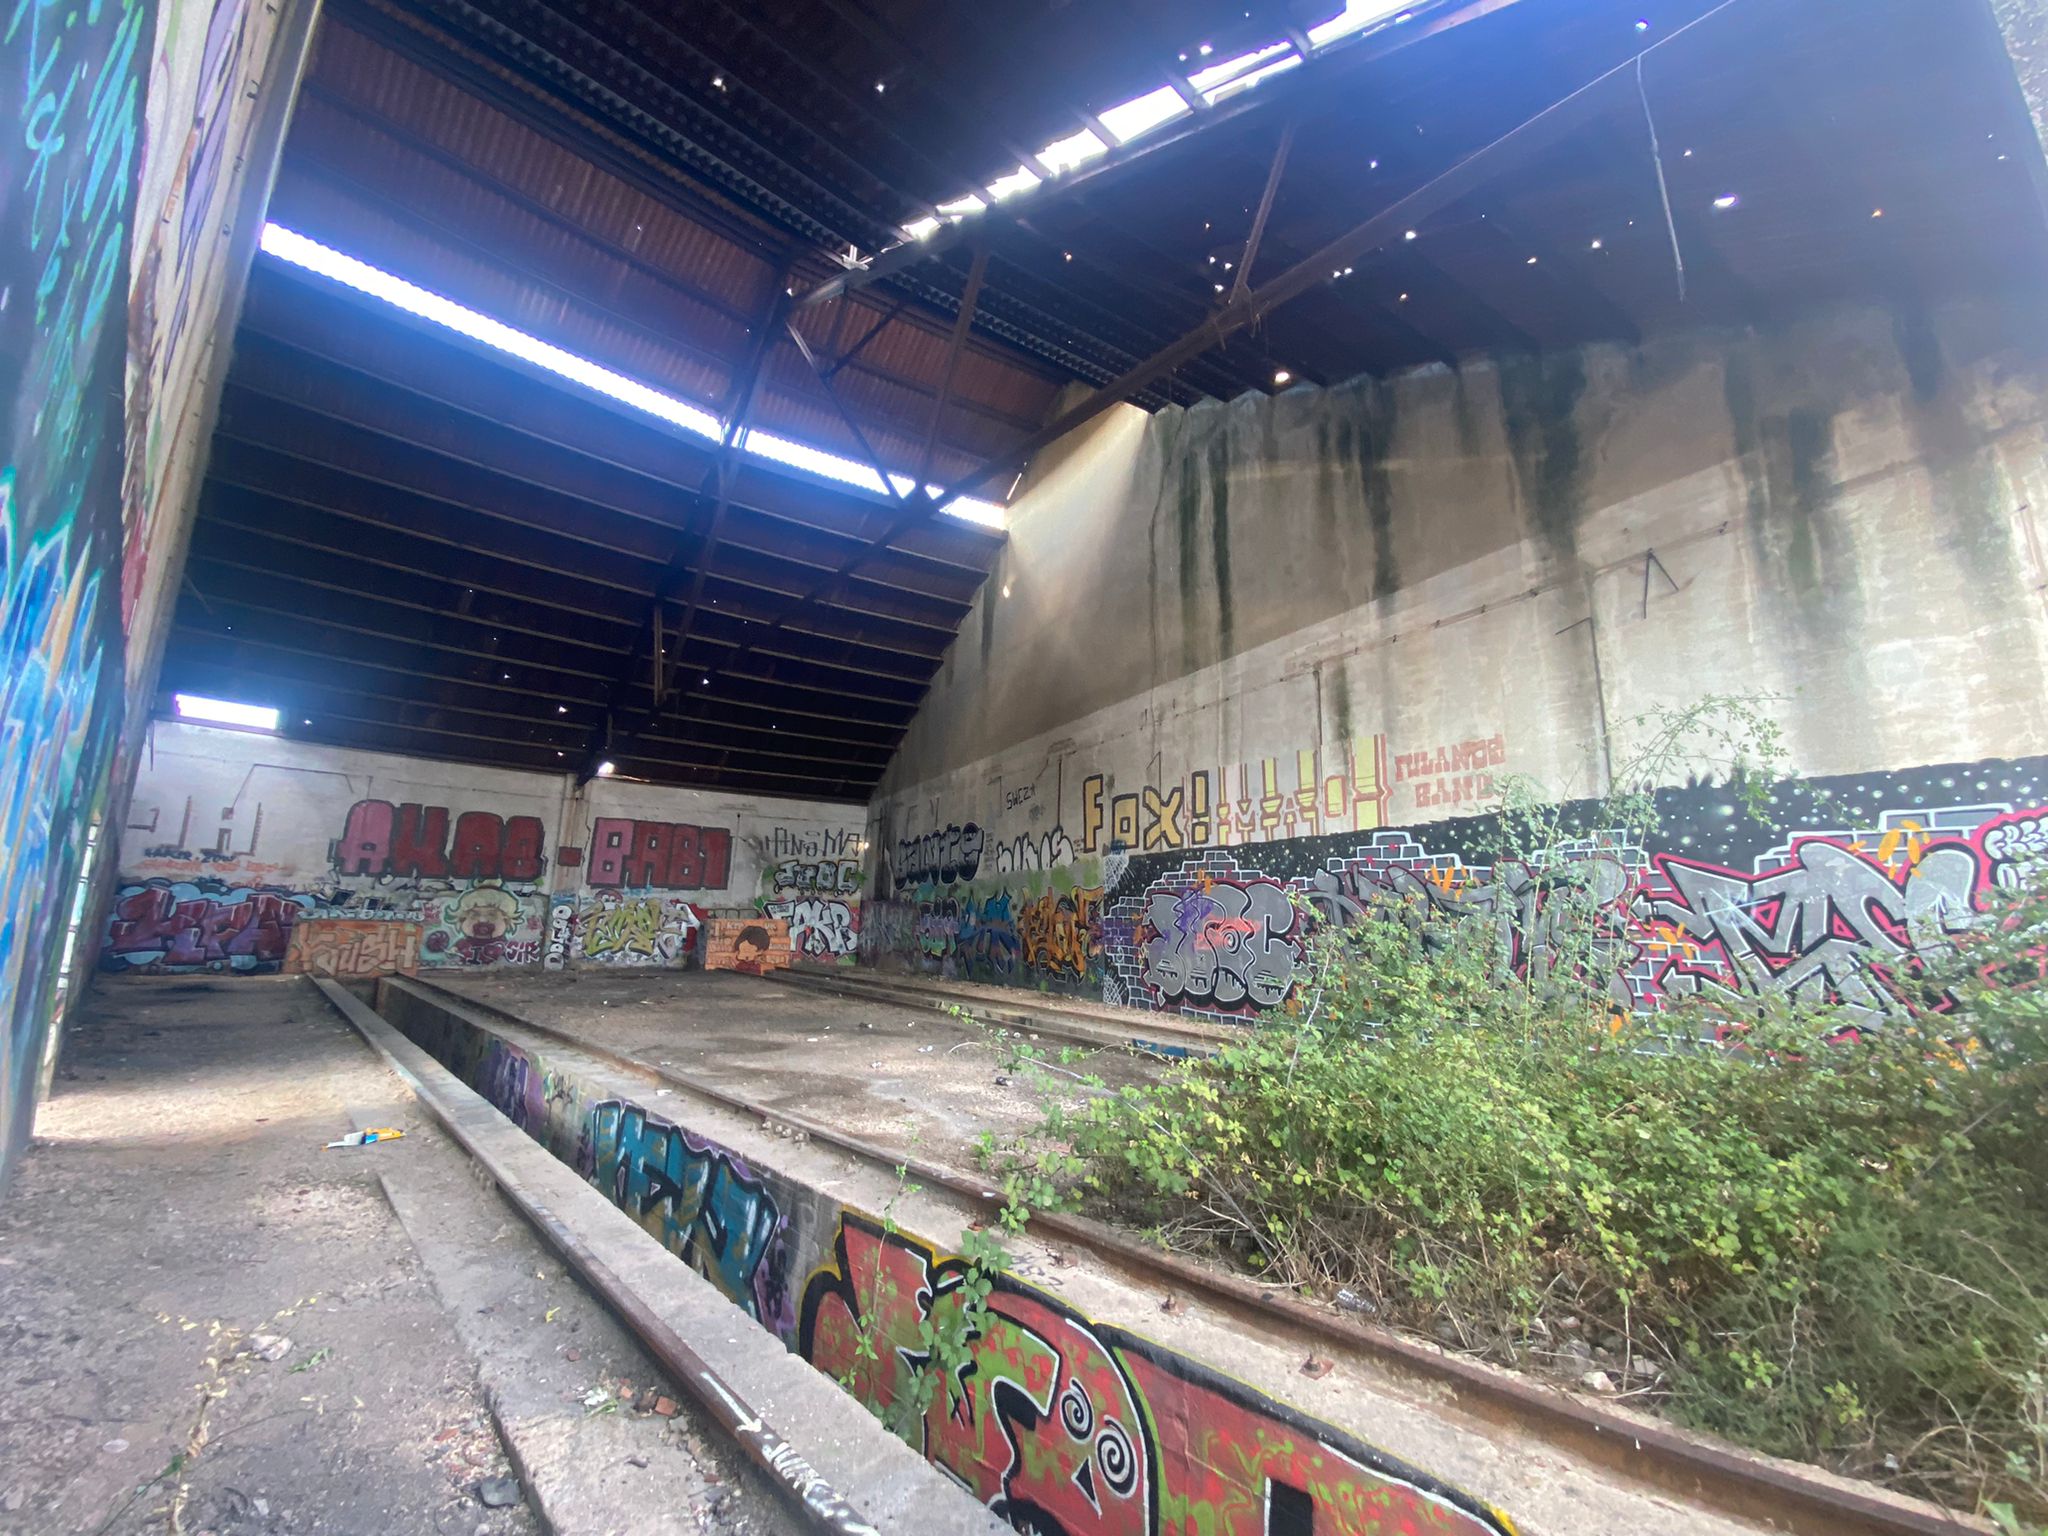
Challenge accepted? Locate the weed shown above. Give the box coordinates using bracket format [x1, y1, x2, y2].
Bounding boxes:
[1000, 698, 2048, 1518]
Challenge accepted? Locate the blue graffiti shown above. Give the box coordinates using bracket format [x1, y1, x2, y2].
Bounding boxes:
[0, 479, 108, 1153]
[579, 1100, 792, 1336]
[958, 889, 1020, 974]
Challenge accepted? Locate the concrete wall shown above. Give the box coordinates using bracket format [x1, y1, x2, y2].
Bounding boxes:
[105, 722, 865, 977]
[864, 297, 2048, 1024]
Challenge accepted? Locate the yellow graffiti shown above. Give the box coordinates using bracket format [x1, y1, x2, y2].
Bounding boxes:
[582, 899, 664, 959]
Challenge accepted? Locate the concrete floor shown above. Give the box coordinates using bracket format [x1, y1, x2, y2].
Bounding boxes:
[0, 978, 798, 1536]
[433, 969, 1155, 1164]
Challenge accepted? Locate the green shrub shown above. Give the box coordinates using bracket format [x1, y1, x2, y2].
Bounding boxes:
[1035, 877, 2048, 1518]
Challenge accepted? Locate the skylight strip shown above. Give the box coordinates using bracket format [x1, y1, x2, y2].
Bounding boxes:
[892, 2, 1434, 245]
[176, 693, 280, 730]
[259, 223, 1005, 528]
[1187, 40, 1292, 94]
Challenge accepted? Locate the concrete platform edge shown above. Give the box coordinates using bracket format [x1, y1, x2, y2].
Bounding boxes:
[312, 976, 1007, 1536]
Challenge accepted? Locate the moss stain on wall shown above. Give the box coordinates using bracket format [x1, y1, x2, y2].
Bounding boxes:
[1498, 351, 1589, 568]
[1208, 433, 1236, 661]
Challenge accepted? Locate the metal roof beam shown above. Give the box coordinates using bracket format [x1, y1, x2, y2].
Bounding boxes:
[932, 1, 1755, 506]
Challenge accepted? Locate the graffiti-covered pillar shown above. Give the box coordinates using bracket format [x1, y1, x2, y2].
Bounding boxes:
[1, 0, 158, 1189]
[1, 0, 316, 1193]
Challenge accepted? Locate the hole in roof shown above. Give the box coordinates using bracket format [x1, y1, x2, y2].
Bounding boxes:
[1098, 85, 1189, 144]
[259, 224, 1006, 528]
[889, 1, 1426, 245]
[1190, 40, 1295, 97]
[1308, 0, 1413, 48]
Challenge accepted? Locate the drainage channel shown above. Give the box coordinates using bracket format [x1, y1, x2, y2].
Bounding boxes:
[369, 974, 1980, 1536]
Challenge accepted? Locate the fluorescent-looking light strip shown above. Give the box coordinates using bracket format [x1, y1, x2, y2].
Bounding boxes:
[259, 223, 1005, 527]
[176, 693, 280, 730]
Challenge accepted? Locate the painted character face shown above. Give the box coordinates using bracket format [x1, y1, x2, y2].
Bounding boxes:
[452, 886, 522, 945]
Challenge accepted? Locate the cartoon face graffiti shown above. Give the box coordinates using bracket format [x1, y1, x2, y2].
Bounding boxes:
[450, 884, 523, 966]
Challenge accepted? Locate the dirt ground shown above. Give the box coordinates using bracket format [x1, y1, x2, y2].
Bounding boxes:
[431, 968, 1156, 1164]
[0, 977, 798, 1536]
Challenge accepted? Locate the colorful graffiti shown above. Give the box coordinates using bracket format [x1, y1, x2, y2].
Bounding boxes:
[418, 883, 539, 966]
[332, 800, 547, 882]
[544, 893, 576, 970]
[801, 1215, 1516, 1536]
[1138, 878, 1300, 1013]
[872, 759, 2048, 1033]
[282, 916, 422, 977]
[706, 918, 791, 975]
[579, 1099, 793, 1334]
[577, 892, 701, 966]
[101, 879, 315, 974]
[392, 998, 1520, 1536]
[586, 817, 733, 891]
[2, 0, 152, 1182]
[1019, 888, 1104, 979]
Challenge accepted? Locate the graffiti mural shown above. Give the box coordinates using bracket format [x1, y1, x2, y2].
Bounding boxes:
[282, 916, 422, 977]
[768, 897, 859, 961]
[544, 893, 576, 970]
[580, 1099, 793, 1334]
[586, 816, 733, 891]
[392, 999, 1521, 1536]
[1080, 736, 1392, 855]
[2, 0, 153, 1182]
[1138, 877, 1300, 1013]
[1019, 887, 1104, 979]
[872, 757, 2048, 1034]
[332, 800, 547, 882]
[100, 879, 316, 974]
[418, 883, 540, 966]
[801, 1215, 1516, 1536]
[706, 918, 791, 975]
[893, 822, 983, 892]
[577, 892, 701, 967]
[757, 826, 862, 966]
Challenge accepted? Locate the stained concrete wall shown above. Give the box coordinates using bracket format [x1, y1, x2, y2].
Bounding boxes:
[864, 297, 2048, 1021]
[106, 723, 864, 976]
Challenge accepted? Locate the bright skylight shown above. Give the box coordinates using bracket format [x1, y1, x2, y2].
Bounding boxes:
[259, 223, 1005, 528]
[1097, 85, 1190, 145]
[1188, 40, 1292, 95]
[1040, 127, 1109, 174]
[892, 0, 1427, 245]
[1308, 0, 1414, 48]
[176, 694, 280, 731]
